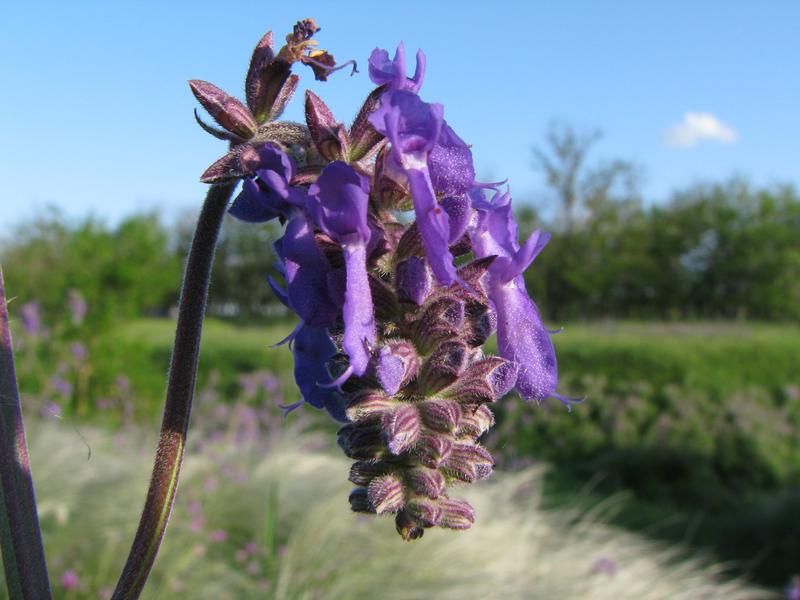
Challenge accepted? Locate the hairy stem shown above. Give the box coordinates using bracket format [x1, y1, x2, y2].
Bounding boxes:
[111, 181, 236, 600]
[0, 268, 52, 600]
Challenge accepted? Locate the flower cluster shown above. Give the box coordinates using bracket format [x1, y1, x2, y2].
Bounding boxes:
[192, 20, 575, 539]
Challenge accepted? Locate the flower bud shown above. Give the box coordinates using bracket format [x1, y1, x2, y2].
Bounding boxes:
[337, 423, 384, 460]
[245, 30, 275, 117]
[396, 257, 433, 306]
[456, 405, 495, 439]
[395, 221, 423, 259]
[267, 74, 299, 121]
[438, 498, 475, 530]
[349, 460, 391, 486]
[199, 144, 262, 183]
[441, 443, 494, 483]
[418, 399, 460, 433]
[415, 433, 453, 468]
[418, 340, 469, 394]
[395, 509, 425, 541]
[305, 89, 348, 161]
[457, 255, 496, 295]
[349, 86, 386, 162]
[367, 474, 405, 514]
[464, 300, 497, 346]
[373, 147, 409, 210]
[189, 80, 257, 139]
[376, 340, 420, 396]
[406, 499, 441, 527]
[382, 404, 421, 455]
[345, 390, 397, 422]
[442, 357, 519, 405]
[349, 487, 373, 513]
[369, 275, 401, 321]
[407, 468, 446, 499]
[414, 297, 465, 352]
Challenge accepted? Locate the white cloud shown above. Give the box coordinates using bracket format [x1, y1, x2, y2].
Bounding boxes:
[665, 112, 738, 148]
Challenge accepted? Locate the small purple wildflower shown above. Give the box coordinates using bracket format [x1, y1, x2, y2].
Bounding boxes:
[590, 556, 618, 577]
[20, 301, 41, 335]
[246, 560, 261, 575]
[244, 542, 260, 555]
[60, 569, 80, 590]
[69, 341, 88, 362]
[189, 515, 206, 533]
[68, 289, 88, 325]
[40, 401, 62, 419]
[50, 376, 73, 398]
[788, 575, 800, 600]
[209, 529, 227, 543]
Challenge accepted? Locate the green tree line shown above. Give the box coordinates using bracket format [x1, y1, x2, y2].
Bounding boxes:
[2, 177, 798, 326]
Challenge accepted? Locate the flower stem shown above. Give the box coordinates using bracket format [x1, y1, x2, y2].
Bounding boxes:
[0, 267, 52, 600]
[111, 181, 236, 600]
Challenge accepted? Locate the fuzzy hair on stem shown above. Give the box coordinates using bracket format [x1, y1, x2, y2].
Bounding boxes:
[0, 267, 53, 600]
[110, 181, 236, 600]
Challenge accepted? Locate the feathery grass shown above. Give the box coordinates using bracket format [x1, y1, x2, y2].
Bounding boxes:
[0, 415, 774, 600]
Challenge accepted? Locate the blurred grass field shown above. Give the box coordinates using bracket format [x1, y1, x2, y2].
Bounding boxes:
[10, 317, 800, 590]
[96, 318, 800, 415]
[0, 418, 776, 600]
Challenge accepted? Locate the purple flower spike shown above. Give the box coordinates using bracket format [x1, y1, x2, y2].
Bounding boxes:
[208, 27, 577, 540]
[368, 43, 425, 93]
[229, 144, 305, 223]
[308, 162, 376, 377]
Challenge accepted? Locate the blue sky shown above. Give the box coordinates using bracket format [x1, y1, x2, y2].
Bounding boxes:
[1, 1, 798, 228]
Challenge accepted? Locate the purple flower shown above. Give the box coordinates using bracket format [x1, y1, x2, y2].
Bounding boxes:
[308, 162, 376, 379]
[428, 124, 475, 197]
[273, 216, 339, 327]
[209, 529, 227, 543]
[68, 289, 88, 325]
[590, 556, 618, 577]
[60, 569, 80, 590]
[789, 576, 800, 600]
[368, 43, 425, 93]
[20, 301, 41, 335]
[469, 189, 565, 404]
[229, 144, 306, 223]
[440, 194, 472, 244]
[70, 342, 87, 362]
[290, 325, 345, 421]
[369, 90, 460, 285]
[50, 375, 73, 398]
